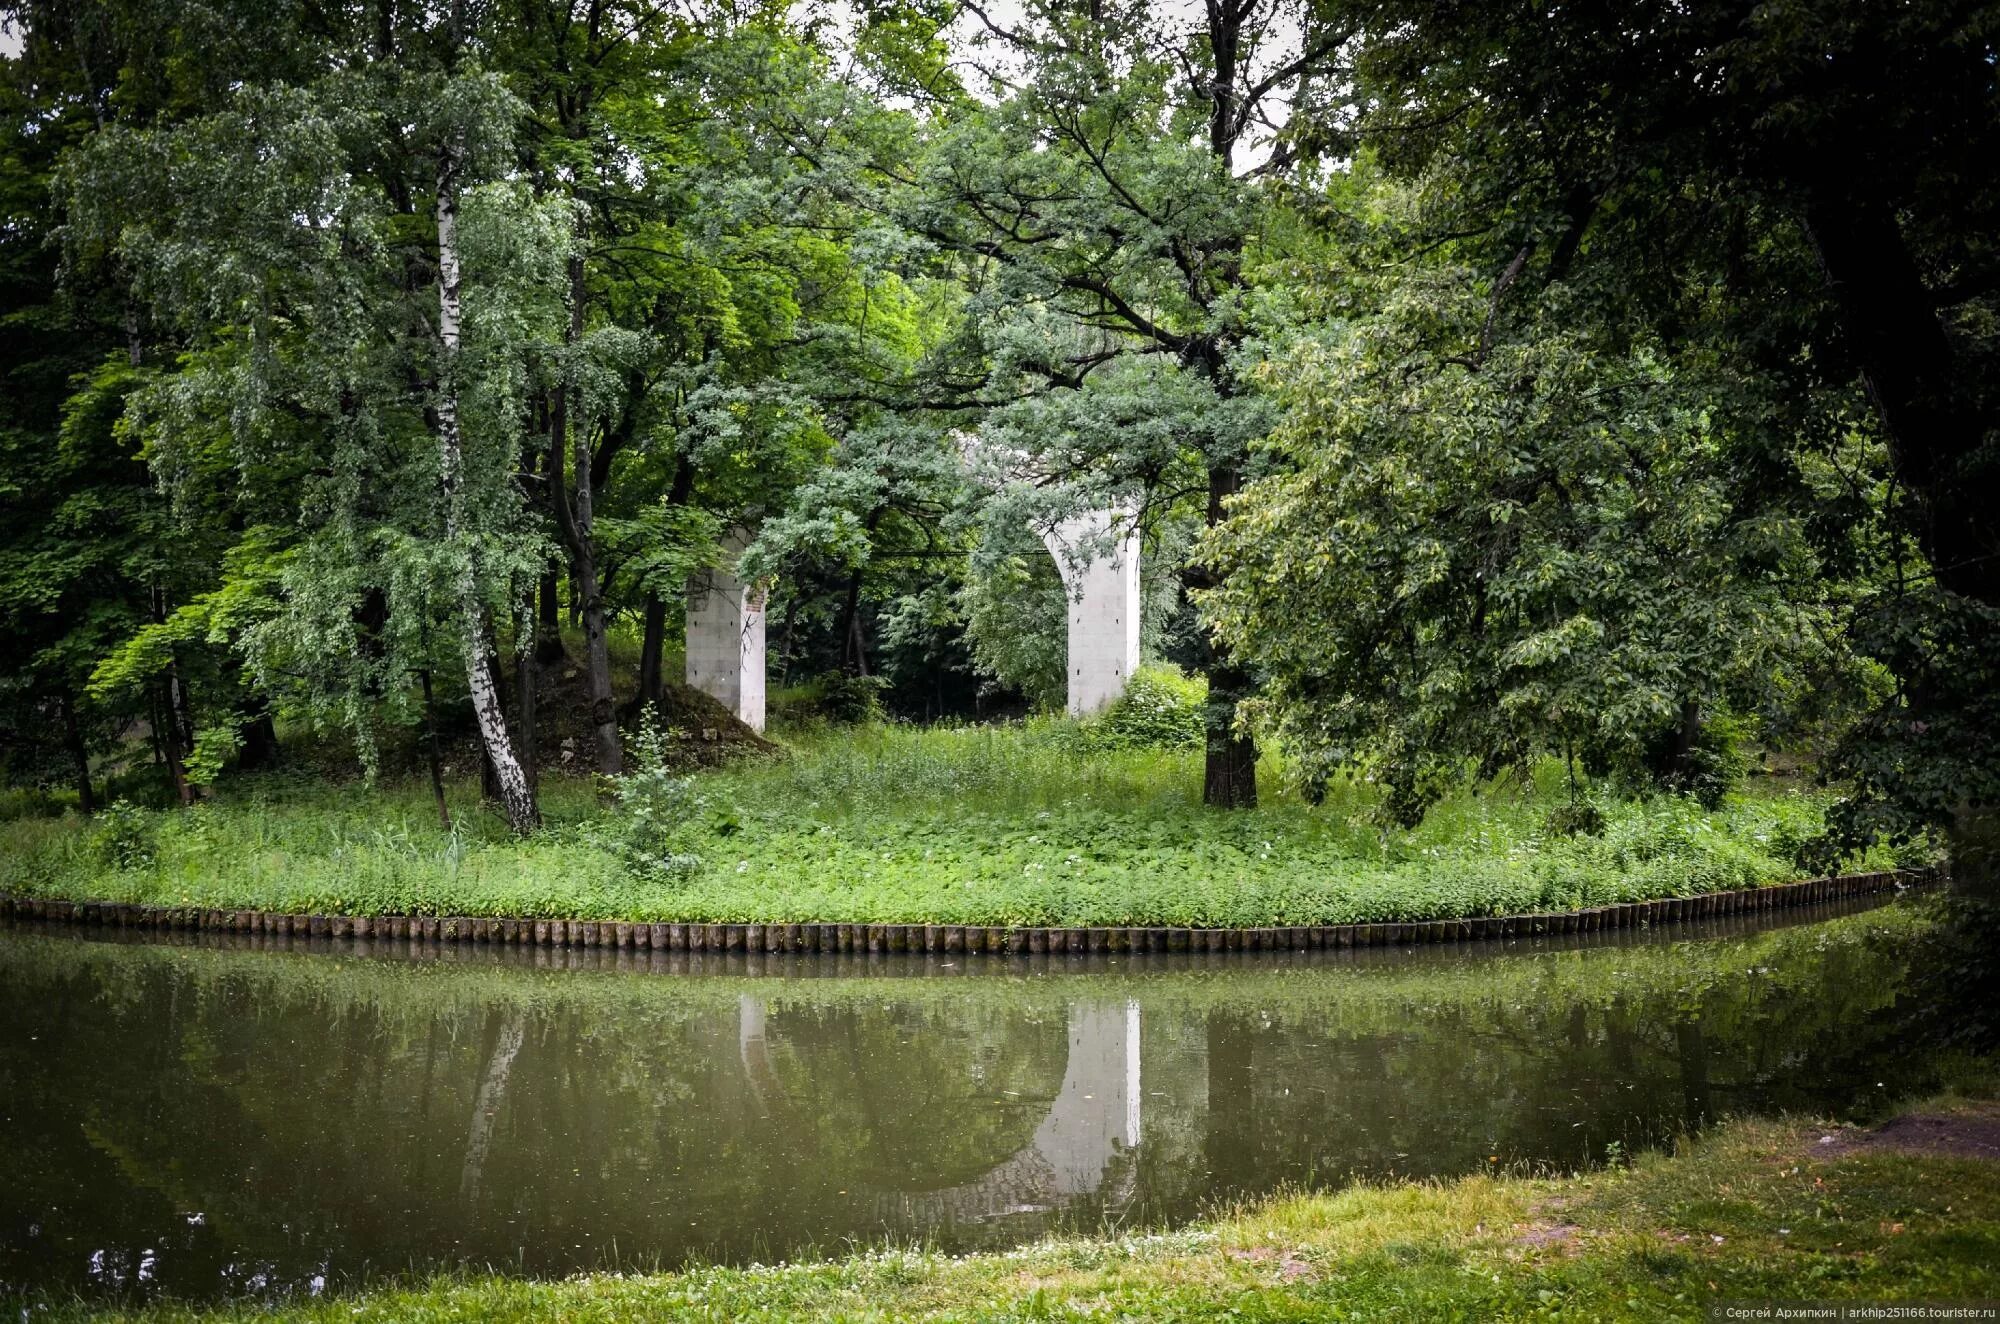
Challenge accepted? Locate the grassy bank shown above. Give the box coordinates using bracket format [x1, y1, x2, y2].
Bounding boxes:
[25, 1081, 1999, 1323]
[0, 723, 1914, 927]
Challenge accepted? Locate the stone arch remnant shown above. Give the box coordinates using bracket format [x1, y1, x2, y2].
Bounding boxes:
[684, 499, 1139, 727]
[860, 998, 1144, 1227]
[1041, 508, 1141, 717]
[685, 528, 767, 733]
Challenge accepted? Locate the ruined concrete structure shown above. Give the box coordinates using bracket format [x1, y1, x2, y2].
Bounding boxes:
[1040, 509, 1141, 717]
[684, 528, 767, 733]
[683, 506, 1141, 726]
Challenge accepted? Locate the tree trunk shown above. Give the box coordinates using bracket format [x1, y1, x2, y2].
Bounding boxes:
[837, 567, 869, 677]
[547, 217, 621, 778]
[636, 592, 666, 715]
[536, 568, 565, 662]
[1202, 658, 1259, 809]
[154, 679, 193, 808]
[60, 688, 96, 815]
[516, 638, 539, 795]
[236, 709, 279, 771]
[1197, 461, 1257, 808]
[1804, 196, 2000, 609]
[436, 141, 539, 834]
[421, 668, 452, 830]
[150, 583, 198, 806]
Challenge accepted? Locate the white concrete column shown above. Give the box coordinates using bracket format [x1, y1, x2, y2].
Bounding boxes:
[685, 528, 767, 732]
[1041, 509, 1140, 717]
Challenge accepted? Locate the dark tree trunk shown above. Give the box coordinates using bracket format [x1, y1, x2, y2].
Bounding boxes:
[150, 584, 197, 807]
[236, 710, 279, 771]
[515, 640, 538, 795]
[167, 670, 197, 786]
[1202, 659, 1260, 809]
[60, 688, 96, 815]
[1645, 697, 1703, 790]
[154, 679, 193, 807]
[1804, 196, 2000, 609]
[1195, 461, 1257, 808]
[536, 569, 565, 663]
[838, 568, 870, 678]
[547, 249, 621, 777]
[421, 668, 452, 829]
[636, 592, 666, 715]
[778, 592, 800, 686]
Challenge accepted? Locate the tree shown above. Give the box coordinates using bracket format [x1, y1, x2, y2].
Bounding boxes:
[1202, 211, 1854, 822]
[0, 0, 335, 807]
[1300, 0, 2000, 839]
[882, 0, 1351, 805]
[61, 24, 562, 831]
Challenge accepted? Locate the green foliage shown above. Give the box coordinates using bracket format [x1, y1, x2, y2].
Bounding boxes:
[596, 717, 705, 886]
[958, 539, 1068, 709]
[1543, 801, 1606, 839]
[814, 673, 889, 725]
[0, 725, 1894, 927]
[88, 801, 156, 871]
[1203, 255, 1842, 825]
[1319, 0, 2000, 846]
[1082, 664, 1206, 751]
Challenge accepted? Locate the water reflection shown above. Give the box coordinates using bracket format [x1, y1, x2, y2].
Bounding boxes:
[0, 895, 1943, 1304]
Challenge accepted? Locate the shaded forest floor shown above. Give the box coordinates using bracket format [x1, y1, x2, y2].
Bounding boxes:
[23, 1077, 2000, 1322]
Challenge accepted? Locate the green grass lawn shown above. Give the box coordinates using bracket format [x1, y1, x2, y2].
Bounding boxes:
[0, 721, 1914, 926]
[25, 1082, 2000, 1323]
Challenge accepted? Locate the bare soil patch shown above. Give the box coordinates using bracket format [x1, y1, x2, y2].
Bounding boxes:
[1819, 1102, 2000, 1162]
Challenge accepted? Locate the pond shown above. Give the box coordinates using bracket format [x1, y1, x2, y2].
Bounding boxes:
[0, 892, 1946, 1305]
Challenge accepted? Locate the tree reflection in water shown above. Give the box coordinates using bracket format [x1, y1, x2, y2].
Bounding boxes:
[0, 896, 1951, 1304]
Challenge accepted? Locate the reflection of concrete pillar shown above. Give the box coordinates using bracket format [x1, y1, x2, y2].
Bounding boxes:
[871, 999, 1143, 1225]
[686, 529, 766, 731]
[1032, 1000, 1142, 1194]
[1041, 510, 1140, 717]
[1125, 1000, 1142, 1149]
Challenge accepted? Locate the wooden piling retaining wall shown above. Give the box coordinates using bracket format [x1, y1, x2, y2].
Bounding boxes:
[0, 867, 1935, 956]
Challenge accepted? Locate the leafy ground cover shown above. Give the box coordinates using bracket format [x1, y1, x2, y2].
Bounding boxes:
[0, 722, 1913, 927]
[25, 1078, 2000, 1323]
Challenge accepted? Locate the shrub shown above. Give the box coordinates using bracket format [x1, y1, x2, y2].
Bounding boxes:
[599, 721, 708, 885]
[817, 674, 889, 725]
[90, 800, 157, 871]
[1088, 664, 1206, 750]
[1544, 801, 1607, 837]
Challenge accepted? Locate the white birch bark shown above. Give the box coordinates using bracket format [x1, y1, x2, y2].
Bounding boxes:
[437, 145, 540, 833]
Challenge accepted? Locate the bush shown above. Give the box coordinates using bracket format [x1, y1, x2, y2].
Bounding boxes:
[1088, 664, 1207, 750]
[816, 674, 889, 725]
[1543, 801, 1607, 837]
[599, 722, 708, 885]
[90, 800, 157, 870]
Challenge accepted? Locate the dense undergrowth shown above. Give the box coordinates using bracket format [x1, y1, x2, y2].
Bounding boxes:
[0, 721, 1919, 926]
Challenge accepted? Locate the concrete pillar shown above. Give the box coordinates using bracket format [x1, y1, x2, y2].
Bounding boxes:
[1041, 509, 1140, 716]
[685, 529, 766, 732]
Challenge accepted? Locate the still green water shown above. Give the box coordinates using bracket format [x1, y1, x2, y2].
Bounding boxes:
[0, 895, 1942, 1304]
